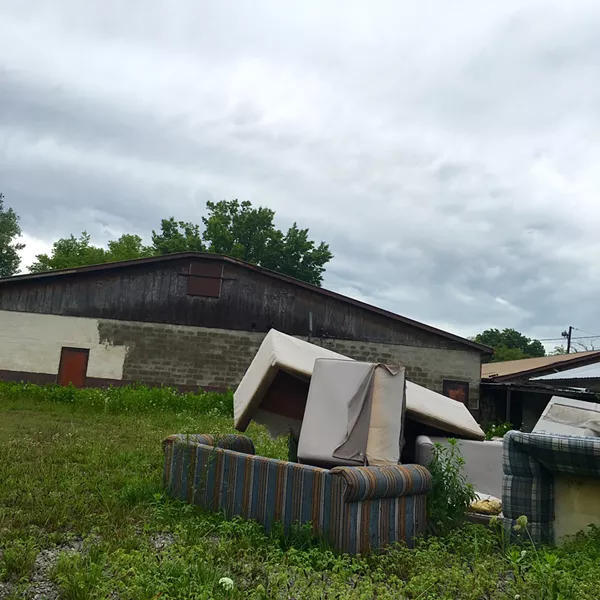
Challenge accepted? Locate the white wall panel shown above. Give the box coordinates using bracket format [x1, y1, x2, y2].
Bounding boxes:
[0, 310, 127, 379]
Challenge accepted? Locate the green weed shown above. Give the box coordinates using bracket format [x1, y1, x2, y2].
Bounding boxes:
[2, 382, 600, 598]
[0, 538, 38, 581]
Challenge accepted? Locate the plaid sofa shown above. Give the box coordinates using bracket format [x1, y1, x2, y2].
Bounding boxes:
[502, 430, 600, 544]
[163, 434, 431, 554]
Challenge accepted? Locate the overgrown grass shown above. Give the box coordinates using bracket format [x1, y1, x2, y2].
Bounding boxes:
[1, 382, 600, 598]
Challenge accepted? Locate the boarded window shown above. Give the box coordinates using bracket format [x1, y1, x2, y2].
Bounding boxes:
[186, 262, 223, 298]
[57, 347, 89, 387]
[442, 380, 469, 405]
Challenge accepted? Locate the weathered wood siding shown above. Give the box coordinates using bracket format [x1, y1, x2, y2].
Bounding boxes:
[0, 257, 466, 350]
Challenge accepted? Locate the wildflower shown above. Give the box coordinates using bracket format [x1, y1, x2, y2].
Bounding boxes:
[219, 577, 234, 591]
[513, 515, 528, 531]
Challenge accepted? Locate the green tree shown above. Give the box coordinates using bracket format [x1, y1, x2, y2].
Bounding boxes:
[27, 199, 333, 285]
[473, 328, 546, 363]
[0, 193, 25, 277]
[151, 218, 205, 255]
[106, 234, 153, 262]
[202, 200, 333, 286]
[29, 232, 151, 273]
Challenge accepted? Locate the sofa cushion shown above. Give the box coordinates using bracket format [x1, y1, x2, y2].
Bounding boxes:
[330, 464, 431, 502]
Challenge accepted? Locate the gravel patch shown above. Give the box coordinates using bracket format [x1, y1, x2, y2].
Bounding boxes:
[150, 532, 175, 551]
[0, 538, 84, 600]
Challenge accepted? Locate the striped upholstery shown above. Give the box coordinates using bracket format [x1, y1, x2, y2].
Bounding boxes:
[162, 434, 255, 455]
[502, 431, 600, 544]
[163, 434, 431, 554]
[331, 465, 431, 501]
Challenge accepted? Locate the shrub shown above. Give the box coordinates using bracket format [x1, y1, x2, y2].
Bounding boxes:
[483, 421, 513, 440]
[427, 439, 476, 536]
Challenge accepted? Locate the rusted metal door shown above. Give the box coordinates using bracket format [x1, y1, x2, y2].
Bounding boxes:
[57, 347, 89, 387]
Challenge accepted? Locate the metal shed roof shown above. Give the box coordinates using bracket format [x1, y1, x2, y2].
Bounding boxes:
[532, 362, 600, 381]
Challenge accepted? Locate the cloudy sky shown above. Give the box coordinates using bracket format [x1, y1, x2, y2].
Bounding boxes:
[2, 0, 600, 347]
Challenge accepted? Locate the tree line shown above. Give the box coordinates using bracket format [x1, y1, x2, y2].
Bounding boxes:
[0, 193, 582, 360]
[0, 196, 333, 286]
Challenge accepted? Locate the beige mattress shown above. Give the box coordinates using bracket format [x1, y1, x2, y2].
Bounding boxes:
[297, 359, 406, 467]
[533, 396, 600, 437]
[233, 329, 484, 440]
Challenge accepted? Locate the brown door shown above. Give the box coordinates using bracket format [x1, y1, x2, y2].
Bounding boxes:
[57, 347, 90, 387]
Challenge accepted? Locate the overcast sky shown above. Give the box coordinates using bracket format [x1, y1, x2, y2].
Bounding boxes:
[2, 1, 600, 347]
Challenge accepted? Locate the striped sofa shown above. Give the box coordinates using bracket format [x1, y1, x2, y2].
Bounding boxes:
[163, 434, 431, 554]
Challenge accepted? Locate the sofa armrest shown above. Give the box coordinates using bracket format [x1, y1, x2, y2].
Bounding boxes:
[162, 433, 255, 455]
[330, 464, 432, 501]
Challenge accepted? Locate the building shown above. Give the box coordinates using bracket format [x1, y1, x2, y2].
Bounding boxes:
[0, 253, 491, 409]
[532, 362, 600, 393]
[480, 352, 600, 430]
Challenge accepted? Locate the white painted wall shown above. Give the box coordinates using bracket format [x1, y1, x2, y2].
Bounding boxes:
[0, 310, 127, 379]
[554, 473, 600, 542]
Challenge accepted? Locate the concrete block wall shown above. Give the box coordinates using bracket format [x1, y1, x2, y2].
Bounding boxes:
[0, 310, 481, 407]
[319, 338, 481, 407]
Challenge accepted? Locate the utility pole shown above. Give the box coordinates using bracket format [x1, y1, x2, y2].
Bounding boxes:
[561, 326, 573, 353]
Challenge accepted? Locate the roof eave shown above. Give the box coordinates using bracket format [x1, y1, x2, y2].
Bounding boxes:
[0, 252, 491, 354]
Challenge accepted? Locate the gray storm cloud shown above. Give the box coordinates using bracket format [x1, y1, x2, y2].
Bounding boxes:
[2, 0, 600, 344]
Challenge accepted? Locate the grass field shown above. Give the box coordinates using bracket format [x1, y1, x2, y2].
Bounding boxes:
[1, 383, 600, 599]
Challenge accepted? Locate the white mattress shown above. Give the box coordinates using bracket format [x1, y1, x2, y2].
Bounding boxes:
[297, 359, 406, 468]
[233, 329, 485, 440]
[405, 381, 484, 440]
[415, 435, 503, 498]
[533, 396, 600, 437]
[233, 329, 346, 432]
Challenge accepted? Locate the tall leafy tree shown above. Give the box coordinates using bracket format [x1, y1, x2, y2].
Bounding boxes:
[27, 199, 333, 285]
[202, 200, 332, 286]
[473, 328, 546, 363]
[0, 193, 25, 277]
[151, 218, 205, 255]
[29, 232, 151, 273]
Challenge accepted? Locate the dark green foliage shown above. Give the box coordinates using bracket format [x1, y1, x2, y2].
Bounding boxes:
[0, 193, 24, 277]
[474, 327, 546, 363]
[202, 200, 333, 286]
[27, 199, 333, 285]
[484, 421, 514, 440]
[29, 232, 153, 273]
[151, 217, 205, 255]
[427, 439, 477, 536]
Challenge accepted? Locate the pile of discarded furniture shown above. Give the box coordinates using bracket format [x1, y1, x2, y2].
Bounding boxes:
[163, 330, 494, 553]
[163, 329, 600, 550]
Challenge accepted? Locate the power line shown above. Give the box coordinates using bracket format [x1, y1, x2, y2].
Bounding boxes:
[538, 335, 600, 342]
[572, 327, 600, 338]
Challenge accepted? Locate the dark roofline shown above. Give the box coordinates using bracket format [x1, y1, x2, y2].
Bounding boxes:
[482, 351, 600, 382]
[481, 380, 596, 399]
[1, 252, 492, 354]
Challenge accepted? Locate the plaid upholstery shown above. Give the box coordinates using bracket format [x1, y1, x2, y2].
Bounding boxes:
[163, 434, 431, 554]
[502, 431, 600, 544]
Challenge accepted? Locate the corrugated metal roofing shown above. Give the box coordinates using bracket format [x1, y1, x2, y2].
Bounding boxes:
[481, 350, 600, 380]
[533, 362, 600, 381]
